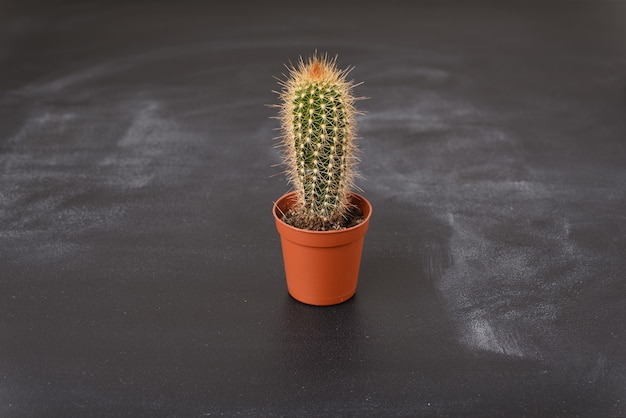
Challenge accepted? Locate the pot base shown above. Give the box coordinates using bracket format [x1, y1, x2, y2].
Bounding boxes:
[287, 286, 356, 306]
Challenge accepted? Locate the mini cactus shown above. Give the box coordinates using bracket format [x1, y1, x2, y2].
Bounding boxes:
[275, 53, 361, 231]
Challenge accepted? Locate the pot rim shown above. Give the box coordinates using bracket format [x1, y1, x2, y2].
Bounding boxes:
[273, 191, 372, 235]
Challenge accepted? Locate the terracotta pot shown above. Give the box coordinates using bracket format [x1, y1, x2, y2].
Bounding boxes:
[273, 191, 372, 306]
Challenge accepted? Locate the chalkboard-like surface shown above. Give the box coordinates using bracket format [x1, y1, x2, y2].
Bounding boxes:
[1, 1, 625, 416]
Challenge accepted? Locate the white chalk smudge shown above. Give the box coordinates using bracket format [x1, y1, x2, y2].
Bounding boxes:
[99, 101, 181, 189]
[361, 68, 625, 364]
[17, 62, 124, 96]
[5, 111, 78, 146]
[0, 97, 196, 266]
[464, 318, 526, 358]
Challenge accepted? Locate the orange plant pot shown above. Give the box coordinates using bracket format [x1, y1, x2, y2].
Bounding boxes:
[273, 191, 372, 306]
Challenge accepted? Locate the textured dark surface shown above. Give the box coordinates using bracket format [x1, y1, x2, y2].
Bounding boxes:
[1, 1, 625, 416]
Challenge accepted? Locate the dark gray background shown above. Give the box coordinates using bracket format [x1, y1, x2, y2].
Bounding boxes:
[1, 0, 625, 416]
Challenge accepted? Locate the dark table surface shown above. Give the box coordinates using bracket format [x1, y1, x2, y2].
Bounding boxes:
[1, 1, 625, 416]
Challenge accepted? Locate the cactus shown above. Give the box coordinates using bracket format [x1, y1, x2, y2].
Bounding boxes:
[276, 53, 361, 231]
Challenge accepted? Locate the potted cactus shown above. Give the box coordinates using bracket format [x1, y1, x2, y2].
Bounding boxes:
[272, 53, 372, 306]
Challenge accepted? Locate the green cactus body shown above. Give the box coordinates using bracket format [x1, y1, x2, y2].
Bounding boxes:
[277, 54, 359, 230]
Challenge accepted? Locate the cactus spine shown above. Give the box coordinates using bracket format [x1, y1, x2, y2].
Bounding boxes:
[277, 53, 360, 230]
